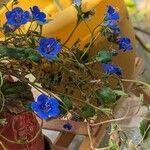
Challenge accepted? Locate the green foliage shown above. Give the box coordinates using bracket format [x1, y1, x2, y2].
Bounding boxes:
[125, 0, 136, 14]
[0, 45, 41, 62]
[113, 90, 128, 96]
[95, 87, 117, 105]
[1, 80, 34, 113]
[74, 4, 83, 23]
[2, 81, 30, 96]
[59, 96, 73, 114]
[81, 104, 95, 119]
[139, 120, 149, 138]
[95, 50, 112, 63]
[17, 138, 28, 144]
[139, 120, 150, 149]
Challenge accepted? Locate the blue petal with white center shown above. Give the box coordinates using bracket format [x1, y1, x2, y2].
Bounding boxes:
[30, 6, 46, 24]
[73, 0, 81, 6]
[38, 37, 61, 60]
[31, 94, 60, 119]
[105, 6, 120, 21]
[6, 7, 30, 27]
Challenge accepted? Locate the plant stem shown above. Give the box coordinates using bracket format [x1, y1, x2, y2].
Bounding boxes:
[0, 142, 8, 150]
[63, 22, 81, 46]
[121, 79, 150, 89]
[0, 91, 5, 113]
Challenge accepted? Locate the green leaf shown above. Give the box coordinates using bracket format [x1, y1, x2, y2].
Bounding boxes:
[28, 53, 41, 62]
[139, 120, 149, 139]
[59, 96, 73, 114]
[62, 96, 73, 110]
[1, 81, 34, 101]
[95, 50, 112, 63]
[0, 45, 41, 62]
[95, 87, 117, 105]
[0, 45, 26, 59]
[81, 104, 95, 119]
[17, 138, 27, 144]
[113, 90, 128, 96]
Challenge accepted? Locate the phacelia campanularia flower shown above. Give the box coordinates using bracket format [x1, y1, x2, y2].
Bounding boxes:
[104, 20, 120, 34]
[102, 6, 120, 36]
[30, 6, 46, 24]
[73, 0, 81, 6]
[31, 94, 60, 119]
[119, 37, 133, 52]
[6, 7, 30, 27]
[102, 63, 122, 76]
[105, 6, 120, 21]
[38, 37, 61, 60]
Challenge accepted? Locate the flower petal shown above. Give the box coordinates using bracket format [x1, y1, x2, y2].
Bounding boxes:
[37, 110, 49, 119]
[49, 97, 59, 107]
[48, 107, 60, 117]
[37, 94, 48, 105]
[31, 102, 40, 112]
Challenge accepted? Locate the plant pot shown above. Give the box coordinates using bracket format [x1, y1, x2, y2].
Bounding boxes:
[0, 112, 45, 150]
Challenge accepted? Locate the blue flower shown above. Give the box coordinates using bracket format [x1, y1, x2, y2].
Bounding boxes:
[73, 0, 81, 6]
[63, 123, 72, 130]
[38, 38, 61, 60]
[31, 94, 60, 119]
[30, 6, 46, 24]
[103, 20, 120, 34]
[105, 6, 120, 21]
[102, 63, 122, 76]
[119, 37, 132, 51]
[6, 7, 30, 27]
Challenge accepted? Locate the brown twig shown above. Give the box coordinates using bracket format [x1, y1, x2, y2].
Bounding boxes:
[135, 34, 150, 53]
[134, 27, 150, 37]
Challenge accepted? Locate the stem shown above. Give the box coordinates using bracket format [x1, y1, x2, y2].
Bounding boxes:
[0, 142, 8, 150]
[0, 72, 3, 88]
[134, 26, 150, 37]
[2, 4, 9, 11]
[135, 34, 150, 53]
[0, 91, 5, 112]
[63, 22, 81, 46]
[87, 122, 94, 150]
[26, 21, 33, 35]
[136, 125, 150, 147]
[121, 79, 150, 89]
[80, 32, 100, 60]
[90, 103, 141, 126]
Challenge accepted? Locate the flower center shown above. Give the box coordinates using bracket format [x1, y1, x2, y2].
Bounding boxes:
[41, 102, 51, 112]
[15, 14, 22, 23]
[45, 42, 55, 54]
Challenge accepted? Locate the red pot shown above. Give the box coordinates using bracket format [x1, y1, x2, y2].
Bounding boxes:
[0, 112, 45, 150]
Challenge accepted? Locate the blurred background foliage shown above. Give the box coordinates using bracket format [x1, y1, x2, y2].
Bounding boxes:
[125, 0, 150, 149]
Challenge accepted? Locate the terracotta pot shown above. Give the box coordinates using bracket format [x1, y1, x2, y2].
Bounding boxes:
[0, 112, 45, 150]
